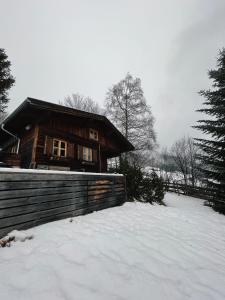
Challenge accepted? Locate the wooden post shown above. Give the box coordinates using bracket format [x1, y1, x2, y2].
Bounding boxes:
[31, 125, 39, 168]
[98, 143, 101, 173]
[124, 175, 127, 202]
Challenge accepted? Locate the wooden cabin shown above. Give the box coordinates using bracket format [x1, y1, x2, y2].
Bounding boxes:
[0, 98, 134, 172]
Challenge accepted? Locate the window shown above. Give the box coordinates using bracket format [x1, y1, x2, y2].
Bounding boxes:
[89, 129, 98, 141]
[78, 145, 98, 162]
[83, 146, 92, 162]
[53, 139, 67, 157]
[10, 144, 17, 154]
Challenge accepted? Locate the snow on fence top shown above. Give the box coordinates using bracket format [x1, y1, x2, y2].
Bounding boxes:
[0, 167, 123, 176]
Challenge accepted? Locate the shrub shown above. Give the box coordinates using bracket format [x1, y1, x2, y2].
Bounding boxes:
[141, 172, 165, 205]
[110, 158, 165, 204]
[119, 158, 143, 201]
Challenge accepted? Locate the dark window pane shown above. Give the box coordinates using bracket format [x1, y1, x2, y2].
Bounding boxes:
[54, 140, 59, 147]
[60, 149, 66, 157]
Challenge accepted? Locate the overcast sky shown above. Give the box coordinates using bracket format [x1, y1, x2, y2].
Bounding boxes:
[1, 0, 225, 147]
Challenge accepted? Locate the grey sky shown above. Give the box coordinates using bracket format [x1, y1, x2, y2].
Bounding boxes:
[1, 0, 225, 147]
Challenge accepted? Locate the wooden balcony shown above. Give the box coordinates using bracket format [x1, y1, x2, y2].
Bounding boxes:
[0, 152, 21, 167]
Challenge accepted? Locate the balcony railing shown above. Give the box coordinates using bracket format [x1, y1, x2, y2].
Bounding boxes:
[0, 152, 21, 167]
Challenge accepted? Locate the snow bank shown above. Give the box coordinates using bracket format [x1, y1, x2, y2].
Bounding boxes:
[0, 230, 34, 247]
[8, 230, 34, 242]
[0, 193, 225, 300]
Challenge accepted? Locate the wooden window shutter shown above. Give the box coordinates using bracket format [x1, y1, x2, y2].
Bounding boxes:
[93, 149, 97, 162]
[77, 145, 83, 160]
[45, 136, 53, 156]
[67, 143, 74, 158]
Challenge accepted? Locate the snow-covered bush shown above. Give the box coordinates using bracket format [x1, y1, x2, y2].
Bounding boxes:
[110, 158, 165, 204]
[0, 230, 33, 247]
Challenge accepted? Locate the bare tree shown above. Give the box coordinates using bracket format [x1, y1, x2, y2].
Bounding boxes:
[105, 73, 156, 162]
[152, 148, 178, 181]
[171, 136, 201, 186]
[187, 137, 201, 187]
[60, 93, 102, 114]
[0, 112, 7, 123]
[171, 137, 189, 185]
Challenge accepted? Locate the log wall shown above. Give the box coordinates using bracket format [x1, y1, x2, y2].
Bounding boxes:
[0, 169, 126, 238]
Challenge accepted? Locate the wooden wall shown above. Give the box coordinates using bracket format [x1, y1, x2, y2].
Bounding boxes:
[35, 124, 108, 172]
[0, 170, 126, 238]
[20, 126, 36, 168]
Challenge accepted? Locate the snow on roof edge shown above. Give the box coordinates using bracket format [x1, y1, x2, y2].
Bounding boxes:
[0, 167, 123, 176]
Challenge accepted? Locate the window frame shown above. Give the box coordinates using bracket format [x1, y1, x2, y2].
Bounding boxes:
[10, 144, 17, 154]
[82, 146, 93, 162]
[52, 139, 67, 157]
[89, 128, 98, 141]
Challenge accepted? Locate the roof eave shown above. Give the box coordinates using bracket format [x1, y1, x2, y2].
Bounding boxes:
[2, 97, 135, 151]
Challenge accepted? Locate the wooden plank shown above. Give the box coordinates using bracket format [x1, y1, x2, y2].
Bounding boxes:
[38, 198, 87, 212]
[88, 184, 113, 191]
[88, 180, 114, 186]
[0, 211, 39, 229]
[88, 198, 122, 212]
[88, 191, 114, 201]
[36, 211, 75, 226]
[0, 197, 89, 218]
[0, 195, 124, 237]
[0, 204, 38, 219]
[88, 188, 112, 196]
[0, 185, 87, 200]
[87, 195, 124, 208]
[38, 195, 122, 223]
[38, 196, 120, 224]
[114, 183, 125, 188]
[0, 199, 85, 229]
[0, 180, 87, 191]
[0, 220, 37, 239]
[114, 187, 125, 192]
[114, 177, 124, 184]
[0, 192, 87, 209]
[37, 207, 89, 226]
[87, 190, 113, 196]
[38, 204, 77, 219]
[85, 195, 116, 206]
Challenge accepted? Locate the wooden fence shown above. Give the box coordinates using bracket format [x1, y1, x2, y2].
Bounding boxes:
[0, 169, 126, 238]
[165, 182, 225, 211]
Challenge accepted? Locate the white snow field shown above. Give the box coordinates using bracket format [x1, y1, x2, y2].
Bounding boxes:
[1, 193, 225, 300]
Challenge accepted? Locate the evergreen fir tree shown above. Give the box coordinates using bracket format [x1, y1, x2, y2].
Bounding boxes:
[194, 48, 225, 212]
[0, 48, 15, 118]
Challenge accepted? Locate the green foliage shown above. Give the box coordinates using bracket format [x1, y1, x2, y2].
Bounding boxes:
[141, 172, 165, 205]
[119, 158, 143, 201]
[0, 48, 15, 115]
[194, 48, 225, 212]
[111, 158, 165, 204]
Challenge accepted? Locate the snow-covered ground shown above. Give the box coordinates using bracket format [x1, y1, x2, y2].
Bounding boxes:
[1, 193, 225, 300]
